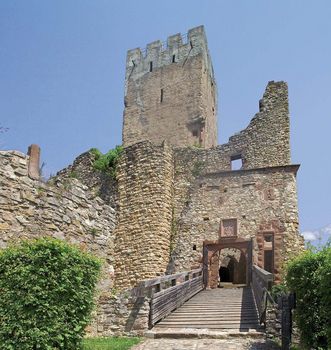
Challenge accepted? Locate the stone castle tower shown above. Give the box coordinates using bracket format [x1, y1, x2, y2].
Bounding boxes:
[0, 25, 306, 336]
[123, 26, 217, 148]
[114, 26, 304, 290]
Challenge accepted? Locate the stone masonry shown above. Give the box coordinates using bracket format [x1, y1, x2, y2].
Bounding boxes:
[123, 26, 217, 149]
[0, 25, 305, 336]
[0, 149, 117, 335]
[113, 79, 304, 290]
[113, 141, 174, 290]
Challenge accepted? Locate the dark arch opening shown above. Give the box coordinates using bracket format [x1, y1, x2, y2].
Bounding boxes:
[219, 257, 235, 282]
[219, 249, 246, 285]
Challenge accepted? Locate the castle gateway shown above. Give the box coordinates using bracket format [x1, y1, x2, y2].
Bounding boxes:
[0, 25, 305, 336]
[114, 25, 304, 289]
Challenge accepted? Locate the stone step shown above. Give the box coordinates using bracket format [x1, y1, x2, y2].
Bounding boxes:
[155, 324, 261, 330]
[145, 328, 265, 339]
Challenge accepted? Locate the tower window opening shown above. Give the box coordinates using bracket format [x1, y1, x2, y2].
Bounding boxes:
[192, 130, 199, 137]
[231, 154, 243, 170]
[149, 61, 153, 72]
[160, 89, 164, 103]
[172, 54, 176, 63]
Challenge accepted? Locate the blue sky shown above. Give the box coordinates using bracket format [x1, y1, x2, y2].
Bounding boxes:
[0, 1, 330, 242]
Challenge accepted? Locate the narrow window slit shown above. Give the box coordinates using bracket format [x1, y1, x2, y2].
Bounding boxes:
[149, 61, 153, 72]
[160, 89, 164, 103]
[172, 55, 176, 63]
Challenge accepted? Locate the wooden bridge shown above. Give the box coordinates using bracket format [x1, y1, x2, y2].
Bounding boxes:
[134, 264, 274, 332]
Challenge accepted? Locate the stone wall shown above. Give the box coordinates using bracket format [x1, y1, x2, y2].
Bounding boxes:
[56, 150, 118, 209]
[87, 291, 150, 337]
[0, 149, 117, 335]
[123, 26, 217, 149]
[170, 164, 304, 283]
[113, 141, 174, 290]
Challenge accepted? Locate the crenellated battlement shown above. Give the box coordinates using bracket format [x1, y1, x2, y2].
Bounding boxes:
[123, 25, 218, 149]
[125, 26, 214, 88]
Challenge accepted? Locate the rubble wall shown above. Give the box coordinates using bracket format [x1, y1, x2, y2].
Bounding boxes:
[0, 150, 117, 335]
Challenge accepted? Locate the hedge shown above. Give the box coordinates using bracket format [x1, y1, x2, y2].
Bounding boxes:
[0, 238, 101, 350]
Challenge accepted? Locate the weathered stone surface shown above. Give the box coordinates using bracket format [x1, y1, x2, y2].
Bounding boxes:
[113, 141, 174, 290]
[123, 26, 217, 149]
[131, 338, 279, 350]
[0, 150, 116, 336]
[56, 150, 118, 209]
[27, 144, 40, 180]
[0, 26, 306, 338]
[171, 164, 304, 283]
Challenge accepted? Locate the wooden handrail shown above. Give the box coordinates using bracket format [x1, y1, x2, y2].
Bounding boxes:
[251, 264, 274, 324]
[130, 268, 204, 327]
[253, 265, 273, 283]
[149, 271, 204, 327]
[131, 268, 203, 297]
[137, 268, 202, 288]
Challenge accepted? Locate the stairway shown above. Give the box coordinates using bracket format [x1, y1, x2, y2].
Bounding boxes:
[153, 286, 262, 331]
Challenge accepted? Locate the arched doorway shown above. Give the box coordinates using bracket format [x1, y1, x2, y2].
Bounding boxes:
[219, 248, 246, 285]
[203, 237, 252, 289]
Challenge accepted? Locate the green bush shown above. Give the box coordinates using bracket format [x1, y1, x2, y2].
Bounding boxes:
[90, 146, 123, 177]
[270, 283, 288, 301]
[319, 247, 331, 345]
[285, 246, 331, 349]
[0, 238, 101, 350]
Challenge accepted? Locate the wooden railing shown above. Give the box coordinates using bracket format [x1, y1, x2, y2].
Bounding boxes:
[251, 264, 274, 324]
[132, 268, 203, 327]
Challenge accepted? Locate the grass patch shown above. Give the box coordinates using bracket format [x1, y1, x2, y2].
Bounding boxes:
[83, 337, 141, 350]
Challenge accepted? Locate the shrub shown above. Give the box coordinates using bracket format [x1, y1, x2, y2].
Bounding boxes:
[90, 146, 123, 178]
[0, 238, 101, 350]
[285, 247, 330, 349]
[319, 246, 331, 345]
[270, 283, 288, 301]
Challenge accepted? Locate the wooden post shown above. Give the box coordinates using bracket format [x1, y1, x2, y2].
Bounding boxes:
[281, 294, 292, 350]
[203, 244, 209, 288]
[247, 238, 253, 286]
[148, 288, 154, 329]
[171, 278, 176, 286]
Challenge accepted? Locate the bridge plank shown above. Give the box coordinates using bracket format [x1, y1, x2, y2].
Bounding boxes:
[153, 286, 261, 331]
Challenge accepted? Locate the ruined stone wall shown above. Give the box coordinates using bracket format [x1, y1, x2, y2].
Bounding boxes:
[114, 141, 174, 290]
[56, 150, 118, 209]
[123, 26, 217, 149]
[170, 164, 305, 282]
[224, 81, 291, 169]
[0, 150, 117, 335]
[172, 80, 290, 174]
[170, 81, 294, 261]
